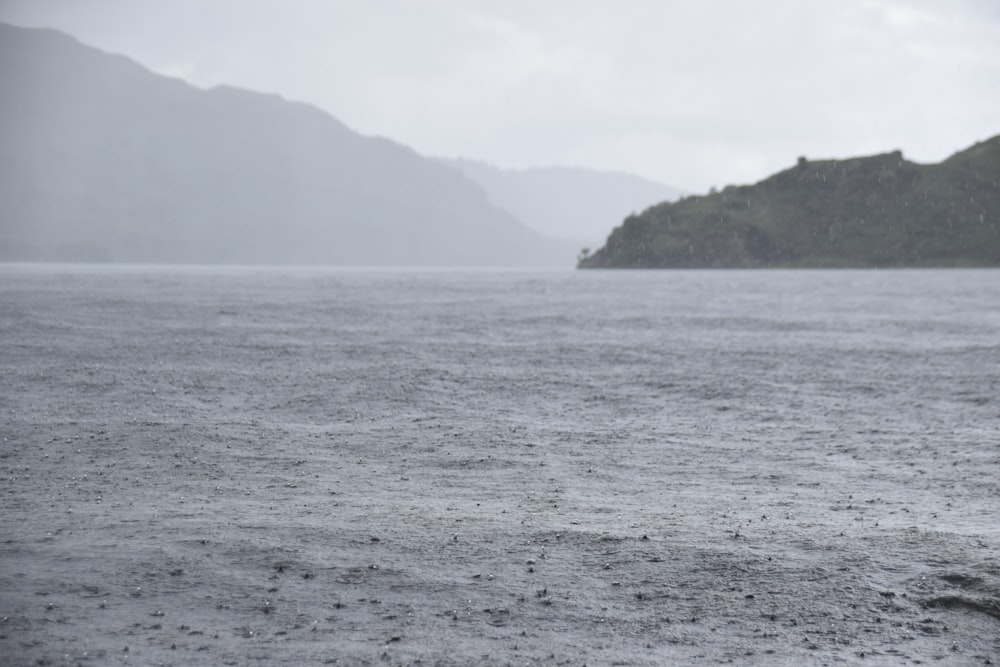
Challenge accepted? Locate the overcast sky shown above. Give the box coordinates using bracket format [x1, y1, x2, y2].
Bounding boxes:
[2, 0, 997, 192]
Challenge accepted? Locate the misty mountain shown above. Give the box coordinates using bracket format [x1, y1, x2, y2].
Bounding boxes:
[580, 137, 1000, 268]
[441, 158, 682, 248]
[0, 23, 576, 266]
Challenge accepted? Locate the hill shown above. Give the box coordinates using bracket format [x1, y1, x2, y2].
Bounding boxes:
[0, 23, 575, 267]
[579, 137, 1000, 268]
[441, 158, 682, 248]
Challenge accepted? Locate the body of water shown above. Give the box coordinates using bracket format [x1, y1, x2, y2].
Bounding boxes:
[2, 265, 998, 665]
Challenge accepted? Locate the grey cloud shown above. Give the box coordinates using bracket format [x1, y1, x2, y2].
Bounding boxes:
[1, 0, 997, 192]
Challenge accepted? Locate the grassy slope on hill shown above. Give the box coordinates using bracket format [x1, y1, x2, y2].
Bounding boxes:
[580, 136, 1000, 268]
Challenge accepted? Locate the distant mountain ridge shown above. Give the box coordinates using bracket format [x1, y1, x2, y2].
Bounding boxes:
[0, 23, 576, 266]
[579, 137, 1000, 268]
[441, 158, 682, 247]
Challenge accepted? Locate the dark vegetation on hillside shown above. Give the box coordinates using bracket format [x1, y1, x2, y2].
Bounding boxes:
[579, 136, 1000, 268]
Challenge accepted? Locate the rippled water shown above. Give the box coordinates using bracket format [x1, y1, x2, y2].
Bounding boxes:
[7, 265, 998, 531]
[2, 265, 998, 664]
